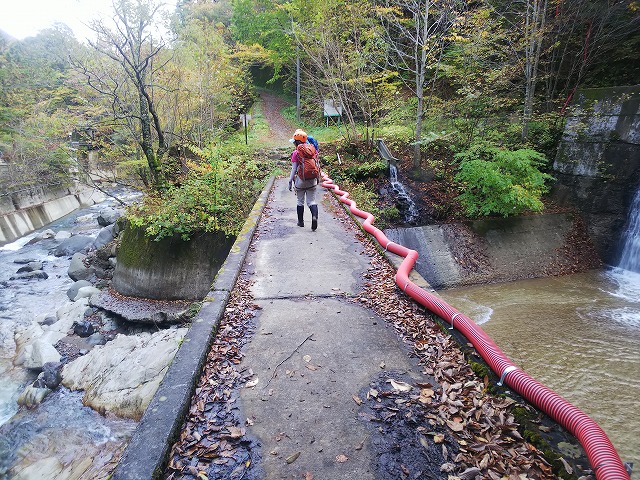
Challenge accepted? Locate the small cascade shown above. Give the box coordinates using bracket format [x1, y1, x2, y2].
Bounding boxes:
[389, 163, 419, 224]
[618, 187, 640, 273]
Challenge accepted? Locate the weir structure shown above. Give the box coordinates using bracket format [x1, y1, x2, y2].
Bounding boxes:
[320, 171, 632, 479]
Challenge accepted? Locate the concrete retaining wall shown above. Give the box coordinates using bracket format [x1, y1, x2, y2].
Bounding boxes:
[0, 186, 105, 245]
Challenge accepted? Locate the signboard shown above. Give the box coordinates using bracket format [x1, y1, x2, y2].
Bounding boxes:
[323, 99, 342, 117]
[239, 114, 252, 127]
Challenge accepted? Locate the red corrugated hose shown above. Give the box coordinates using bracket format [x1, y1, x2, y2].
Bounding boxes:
[321, 172, 630, 479]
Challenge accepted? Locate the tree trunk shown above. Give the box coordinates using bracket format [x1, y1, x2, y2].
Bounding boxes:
[522, 0, 548, 140]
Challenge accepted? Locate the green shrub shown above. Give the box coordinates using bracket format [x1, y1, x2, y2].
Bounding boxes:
[377, 125, 414, 144]
[338, 179, 385, 226]
[127, 147, 268, 241]
[454, 144, 554, 217]
[382, 206, 401, 222]
[344, 160, 387, 181]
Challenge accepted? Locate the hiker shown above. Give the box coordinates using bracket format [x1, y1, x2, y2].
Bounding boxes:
[288, 129, 320, 231]
[289, 128, 319, 153]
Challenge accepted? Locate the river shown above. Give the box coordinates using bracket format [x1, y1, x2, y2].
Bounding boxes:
[439, 268, 640, 468]
[0, 193, 137, 479]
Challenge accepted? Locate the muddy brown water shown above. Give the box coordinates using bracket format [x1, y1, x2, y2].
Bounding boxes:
[439, 268, 640, 468]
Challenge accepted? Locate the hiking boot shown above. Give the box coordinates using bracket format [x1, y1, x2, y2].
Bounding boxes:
[310, 205, 318, 231]
[297, 206, 305, 227]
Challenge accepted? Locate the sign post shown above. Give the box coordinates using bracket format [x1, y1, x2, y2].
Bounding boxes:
[239, 113, 251, 145]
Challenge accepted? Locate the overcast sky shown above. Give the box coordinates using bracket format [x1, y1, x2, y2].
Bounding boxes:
[0, 0, 176, 42]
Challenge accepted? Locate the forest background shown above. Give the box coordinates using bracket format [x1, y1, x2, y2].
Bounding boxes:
[1, 0, 639, 240]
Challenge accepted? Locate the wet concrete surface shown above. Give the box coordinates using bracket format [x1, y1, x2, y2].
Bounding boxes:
[237, 179, 434, 479]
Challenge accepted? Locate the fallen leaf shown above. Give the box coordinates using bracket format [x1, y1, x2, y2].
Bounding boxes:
[352, 395, 363, 405]
[446, 420, 464, 432]
[335, 454, 348, 463]
[286, 452, 301, 464]
[305, 364, 318, 371]
[388, 379, 412, 392]
[433, 434, 445, 443]
[226, 426, 245, 438]
[440, 462, 456, 473]
[559, 457, 573, 474]
[303, 355, 312, 363]
[245, 378, 259, 388]
[303, 472, 314, 480]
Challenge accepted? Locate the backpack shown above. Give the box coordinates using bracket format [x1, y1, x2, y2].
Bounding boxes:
[296, 143, 319, 181]
[307, 135, 319, 153]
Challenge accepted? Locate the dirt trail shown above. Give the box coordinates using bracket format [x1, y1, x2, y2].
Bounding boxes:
[257, 91, 296, 147]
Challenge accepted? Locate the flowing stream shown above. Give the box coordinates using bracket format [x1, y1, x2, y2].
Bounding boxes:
[439, 185, 640, 470]
[439, 269, 640, 468]
[389, 163, 419, 224]
[619, 188, 640, 273]
[0, 194, 137, 478]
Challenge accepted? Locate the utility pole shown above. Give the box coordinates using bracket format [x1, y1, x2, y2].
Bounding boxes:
[296, 46, 301, 122]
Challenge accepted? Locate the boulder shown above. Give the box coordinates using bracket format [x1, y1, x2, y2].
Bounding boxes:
[67, 253, 94, 281]
[97, 207, 121, 227]
[9, 271, 48, 281]
[53, 235, 93, 257]
[72, 320, 95, 338]
[17, 384, 52, 408]
[22, 339, 61, 369]
[61, 327, 188, 419]
[11, 456, 63, 480]
[74, 286, 100, 301]
[67, 280, 92, 300]
[16, 262, 43, 273]
[34, 362, 63, 389]
[13, 258, 38, 264]
[55, 298, 91, 333]
[92, 224, 115, 250]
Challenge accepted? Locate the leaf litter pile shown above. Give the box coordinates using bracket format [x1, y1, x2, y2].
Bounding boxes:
[163, 190, 592, 480]
[164, 275, 263, 480]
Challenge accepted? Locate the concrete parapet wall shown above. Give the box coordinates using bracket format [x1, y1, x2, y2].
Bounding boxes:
[0, 195, 80, 244]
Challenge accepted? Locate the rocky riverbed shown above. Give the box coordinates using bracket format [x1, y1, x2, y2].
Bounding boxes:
[0, 192, 191, 479]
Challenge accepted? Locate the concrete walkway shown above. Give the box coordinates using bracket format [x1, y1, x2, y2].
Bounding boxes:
[238, 178, 425, 479]
[112, 176, 432, 480]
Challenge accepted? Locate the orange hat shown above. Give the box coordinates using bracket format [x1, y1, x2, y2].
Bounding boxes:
[292, 129, 308, 142]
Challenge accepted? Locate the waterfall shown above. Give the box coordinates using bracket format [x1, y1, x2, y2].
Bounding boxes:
[389, 163, 419, 224]
[618, 188, 640, 273]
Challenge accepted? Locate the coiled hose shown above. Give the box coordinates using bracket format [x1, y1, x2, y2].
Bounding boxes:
[321, 172, 629, 479]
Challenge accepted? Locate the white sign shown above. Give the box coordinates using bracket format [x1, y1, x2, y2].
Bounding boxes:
[323, 99, 342, 117]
